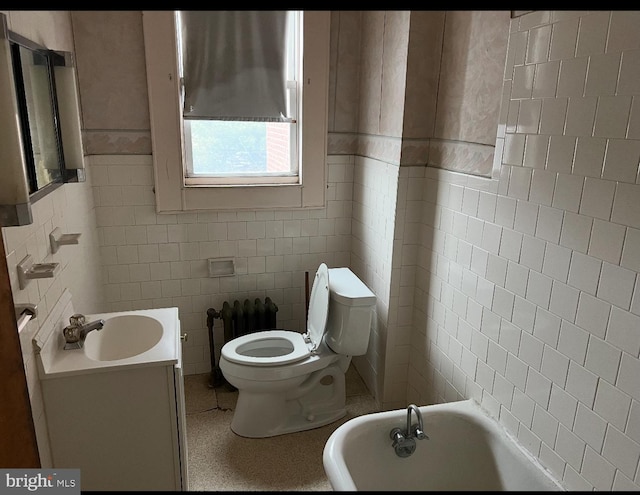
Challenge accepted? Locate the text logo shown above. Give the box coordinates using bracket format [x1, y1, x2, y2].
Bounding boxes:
[0, 470, 79, 494]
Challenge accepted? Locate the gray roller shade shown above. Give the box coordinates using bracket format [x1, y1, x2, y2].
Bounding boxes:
[178, 10, 290, 122]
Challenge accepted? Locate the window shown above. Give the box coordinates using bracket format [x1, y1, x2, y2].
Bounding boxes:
[178, 11, 299, 187]
[142, 11, 330, 213]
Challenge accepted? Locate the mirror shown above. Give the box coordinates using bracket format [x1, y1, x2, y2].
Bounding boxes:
[0, 12, 85, 226]
[12, 43, 64, 198]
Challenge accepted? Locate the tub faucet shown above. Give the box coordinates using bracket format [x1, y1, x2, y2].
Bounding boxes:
[407, 404, 428, 440]
[63, 313, 105, 350]
[389, 403, 429, 458]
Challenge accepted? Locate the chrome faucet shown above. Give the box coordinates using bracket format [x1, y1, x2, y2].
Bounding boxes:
[389, 403, 429, 458]
[63, 313, 105, 350]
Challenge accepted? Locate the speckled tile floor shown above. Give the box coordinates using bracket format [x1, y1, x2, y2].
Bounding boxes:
[183, 364, 379, 491]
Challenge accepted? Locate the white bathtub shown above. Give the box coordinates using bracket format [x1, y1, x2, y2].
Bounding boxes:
[323, 399, 564, 491]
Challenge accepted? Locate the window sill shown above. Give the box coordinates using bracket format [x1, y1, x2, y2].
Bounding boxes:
[174, 182, 317, 212]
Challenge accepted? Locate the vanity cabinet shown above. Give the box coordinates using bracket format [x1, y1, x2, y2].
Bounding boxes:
[38, 309, 188, 491]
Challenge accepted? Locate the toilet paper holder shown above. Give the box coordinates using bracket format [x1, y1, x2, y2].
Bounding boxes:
[15, 302, 37, 333]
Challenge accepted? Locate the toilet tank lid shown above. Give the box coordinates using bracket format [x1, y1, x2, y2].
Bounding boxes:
[327, 267, 376, 307]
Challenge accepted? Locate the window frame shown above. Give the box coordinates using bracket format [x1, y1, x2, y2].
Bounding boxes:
[180, 11, 300, 186]
[142, 10, 330, 213]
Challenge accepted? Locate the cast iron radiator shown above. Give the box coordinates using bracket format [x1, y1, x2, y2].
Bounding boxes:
[206, 297, 279, 387]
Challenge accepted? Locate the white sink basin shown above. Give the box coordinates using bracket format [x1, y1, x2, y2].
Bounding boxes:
[84, 315, 164, 361]
[34, 303, 181, 379]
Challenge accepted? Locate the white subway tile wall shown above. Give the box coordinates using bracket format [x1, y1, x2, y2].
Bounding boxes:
[2, 169, 104, 467]
[91, 154, 354, 375]
[4, 9, 639, 488]
[349, 155, 401, 400]
[398, 11, 640, 491]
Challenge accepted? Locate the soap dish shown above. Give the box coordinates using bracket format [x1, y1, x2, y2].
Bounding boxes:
[17, 254, 59, 290]
[50, 227, 81, 253]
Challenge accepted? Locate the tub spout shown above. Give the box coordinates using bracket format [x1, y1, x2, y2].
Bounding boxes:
[389, 404, 429, 458]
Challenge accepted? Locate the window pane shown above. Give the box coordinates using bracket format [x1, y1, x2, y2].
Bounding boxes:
[187, 120, 292, 176]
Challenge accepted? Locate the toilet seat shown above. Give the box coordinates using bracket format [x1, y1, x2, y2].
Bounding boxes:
[305, 262, 330, 351]
[221, 330, 311, 366]
[221, 263, 330, 367]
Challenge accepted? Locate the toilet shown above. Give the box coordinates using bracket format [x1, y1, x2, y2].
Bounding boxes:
[219, 263, 376, 438]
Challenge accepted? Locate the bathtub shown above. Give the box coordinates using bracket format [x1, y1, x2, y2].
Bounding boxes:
[323, 399, 564, 491]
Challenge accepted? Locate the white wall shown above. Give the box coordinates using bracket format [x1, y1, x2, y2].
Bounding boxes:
[6, 12, 640, 487]
[3, 178, 104, 467]
[403, 11, 640, 491]
[92, 154, 354, 374]
[349, 155, 399, 401]
[1, 10, 105, 468]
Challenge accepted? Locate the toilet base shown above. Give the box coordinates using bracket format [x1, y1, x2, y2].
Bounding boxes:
[229, 363, 348, 438]
[230, 404, 347, 439]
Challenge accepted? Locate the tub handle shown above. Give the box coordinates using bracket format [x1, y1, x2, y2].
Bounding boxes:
[390, 427, 416, 458]
[411, 424, 429, 440]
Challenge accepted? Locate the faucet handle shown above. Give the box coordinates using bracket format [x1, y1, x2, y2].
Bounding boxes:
[70, 313, 86, 327]
[411, 424, 429, 440]
[389, 427, 405, 443]
[63, 324, 81, 343]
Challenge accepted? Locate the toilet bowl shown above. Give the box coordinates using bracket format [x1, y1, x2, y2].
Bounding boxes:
[219, 263, 376, 438]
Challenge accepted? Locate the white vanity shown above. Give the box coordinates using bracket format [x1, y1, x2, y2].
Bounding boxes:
[34, 294, 188, 491]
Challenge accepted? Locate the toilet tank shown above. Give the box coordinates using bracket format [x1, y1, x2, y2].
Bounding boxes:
[325, 267, 376, 356]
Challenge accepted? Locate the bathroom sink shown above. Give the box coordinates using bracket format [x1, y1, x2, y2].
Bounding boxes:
[83, 314, 164, 361]
[33, 294, 181, 379]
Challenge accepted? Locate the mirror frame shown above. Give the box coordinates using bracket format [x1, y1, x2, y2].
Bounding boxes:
[9, 31, 66, 202]
[0, 12, 85, 227]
